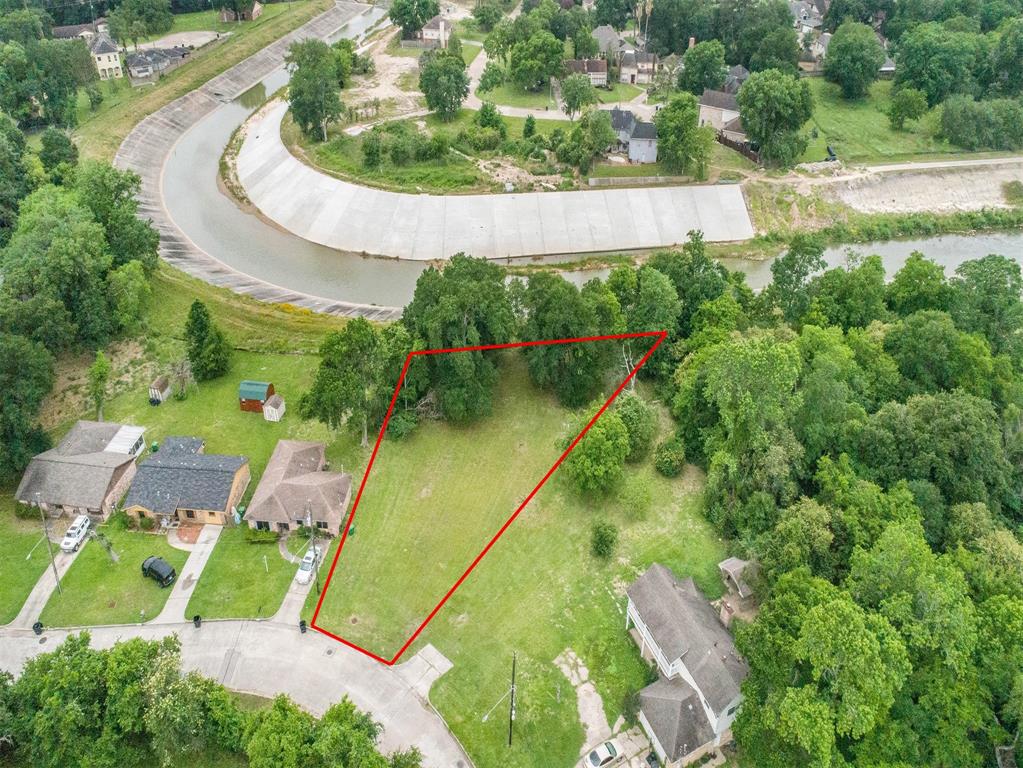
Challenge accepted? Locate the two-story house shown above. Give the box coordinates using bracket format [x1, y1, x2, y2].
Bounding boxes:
[626, 564, 748, 766]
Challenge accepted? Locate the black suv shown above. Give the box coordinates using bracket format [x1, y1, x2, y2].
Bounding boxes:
[141, 556, 176, 588]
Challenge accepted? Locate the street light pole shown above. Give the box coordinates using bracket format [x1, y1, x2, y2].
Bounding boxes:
[306, 501, 321, 595]
[508, 652, 517, 747]
[36, 493, 62, 596]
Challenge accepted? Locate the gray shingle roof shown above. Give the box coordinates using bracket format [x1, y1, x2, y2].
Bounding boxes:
[124, 437, 247, 515]
[610, 107, 636, 133]
[592, 25, 623, 54]
[631, 121, 657, 140]
[564, 58, 607, 75]
[699, 88, 739, 112]
[640, 676, 715, 761]
[247, 441, 351, 528]
[90, 32, 118, 54]
[15, 421, 139, 510]
[627, 564, 748, 714]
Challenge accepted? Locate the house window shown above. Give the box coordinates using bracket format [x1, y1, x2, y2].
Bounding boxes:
[185, 510, 195, 519]
[727, 705, 738, 716]
[255, 520, 270, 531]
[278, 522, 289, 532]
[316, 521, 328, 530]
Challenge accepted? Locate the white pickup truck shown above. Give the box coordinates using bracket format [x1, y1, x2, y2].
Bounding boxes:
[59, 514, 91, 553]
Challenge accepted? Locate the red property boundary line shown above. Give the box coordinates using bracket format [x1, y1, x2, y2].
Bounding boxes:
[310, 330, 668, 665]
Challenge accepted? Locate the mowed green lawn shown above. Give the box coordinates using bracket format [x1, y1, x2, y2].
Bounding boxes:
[40, 528, 188, 626]
[186, 526, 294, 619]
[0, 494, 51, 625]
[479, 82, 557, 110]
[309, 352, 726, 767]
[801, 78, 960, 164]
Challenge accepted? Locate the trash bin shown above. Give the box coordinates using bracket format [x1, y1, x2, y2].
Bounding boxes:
[193, 614, 201, 628]
[32, 621, 43, 636]
[299, 620, 307, 634]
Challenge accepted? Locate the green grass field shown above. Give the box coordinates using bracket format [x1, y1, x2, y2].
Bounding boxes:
[596, 82, 644, 104]
[461, 41, 483, 66]
[39, 527, 189, 626]
[800, 78, 957, 164]
[0, 494, 51, 625]
[309, 351, 725, 767]
[73, 0, 331, 159]
[137, 4, 294, 41]
[185, 526, 295, 619]
[480, 82, 557, 110]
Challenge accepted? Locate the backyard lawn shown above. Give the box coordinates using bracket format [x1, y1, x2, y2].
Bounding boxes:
[186, 527, 295, 619]
[596, 82, 644, 104]
[101, 350, 331, 487]
[0, 494, 50, 625]
[73, 0, 331, 159]
[39, 527, 189, 626]
[309, 351, 726, 768]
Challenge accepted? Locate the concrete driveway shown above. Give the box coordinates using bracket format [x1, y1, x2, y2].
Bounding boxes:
[7, 543, 84, 630]
[153, 525, 222, 624]
[237, 102, 755, 260]
[0, 620, 471, 767]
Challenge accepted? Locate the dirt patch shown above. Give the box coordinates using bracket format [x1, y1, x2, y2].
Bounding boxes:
[829, 164, 1023, 214]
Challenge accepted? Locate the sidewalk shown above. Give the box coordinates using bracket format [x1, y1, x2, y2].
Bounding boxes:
[8, 545, 83, 630]
[152, 525, 222, 624]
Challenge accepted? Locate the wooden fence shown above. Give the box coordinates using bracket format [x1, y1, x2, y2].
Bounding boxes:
[716, 133, 761, 165]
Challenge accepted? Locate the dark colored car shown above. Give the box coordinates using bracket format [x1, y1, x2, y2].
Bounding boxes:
[141, 556, 176, 588]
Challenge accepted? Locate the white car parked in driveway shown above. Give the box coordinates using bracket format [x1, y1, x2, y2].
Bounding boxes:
[294, 545, 322, 585]
[60, 514, 91, 553]
[582, 739, 624, 768]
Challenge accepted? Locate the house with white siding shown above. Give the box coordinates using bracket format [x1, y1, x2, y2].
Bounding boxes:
[626, 564, 748, 766]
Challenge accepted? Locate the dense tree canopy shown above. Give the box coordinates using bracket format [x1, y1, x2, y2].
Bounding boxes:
[824, 20, 885, 98]
[737, 69, 814, 166]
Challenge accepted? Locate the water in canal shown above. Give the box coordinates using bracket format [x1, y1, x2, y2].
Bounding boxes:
[161, 17, 1022, 310]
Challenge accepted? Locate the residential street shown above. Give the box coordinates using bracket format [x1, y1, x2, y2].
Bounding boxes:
[0, 618, 471, 766]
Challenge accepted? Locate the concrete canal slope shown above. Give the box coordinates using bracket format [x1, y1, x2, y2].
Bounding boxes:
[237, 102, 756, 260]
[114, 1, 400, 321]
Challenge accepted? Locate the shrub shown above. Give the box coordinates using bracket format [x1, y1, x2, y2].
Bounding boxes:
[887, 88, 928, 130]
[107, 510, 133, 531]
[474, 101, 507, 138]
[388, 133, 414, 165]
[591, 520, 619, 559]
[523, 114, 536, 138]
[615, 393, 658, 462]
[387, 409, 419, 439]
[940, 95, 1023, 150]
[459, 125, 503, 151]
[654, 436, 686, 477]
[138, 516, 155, 531]
[362, 132, 382, 168]
[244, 526, 279, 544]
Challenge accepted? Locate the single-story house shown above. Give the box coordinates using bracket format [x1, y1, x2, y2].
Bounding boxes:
[16, 421, 146, 519]
[620, 51, 657, 84]
[219, 1, 262, 22]
[421, 15, 451, 48]
[263, 394, 286, 422]
[609, 107, 658, 164]
[123, 437, 250, 526]
[52, 19, 105, 40]
[564, 58, 608, 87]
[239, 380, 274, 413]
[89, 32, 122, 80]
[721, 115, 747, 143]
[126, 46, 189, 79]
[626, 564, 748, 767]
[246, 440, 352, 535]
[149, 375, 171, 403]
[698, 89, 740, 131]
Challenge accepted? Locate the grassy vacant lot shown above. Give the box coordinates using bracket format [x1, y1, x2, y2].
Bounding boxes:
[596, 82, 644, 104]
[0, 494, 50, 625]
[40, 527, 189, 626]
[800, 78, 958, 164]
[480, 82, 557, 110]
[139, 4, 294, 41]
[73, 0, 331, 159]
[310, 352, 725, 768]
[588, 142, 755, 184]
[186, 527, 295, 619]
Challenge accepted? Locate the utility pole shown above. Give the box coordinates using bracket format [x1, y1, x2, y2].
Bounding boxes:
[36, 494, 62, 596]
[508, 652, 517, 747]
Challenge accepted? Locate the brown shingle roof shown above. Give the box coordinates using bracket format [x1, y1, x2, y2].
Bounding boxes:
[247, 440, 351, 529]
[699, 88, 739, 111]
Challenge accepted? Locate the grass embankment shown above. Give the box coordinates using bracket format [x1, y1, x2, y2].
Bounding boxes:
[39, 527, 189, 626]
[0, 495, 51, 625]
[799, 78, 1022, 165]
[137, 4, 294, 42]
[282, 108, 567, 194]
[73, 0, 332, 160]
[308, 351, 725, 767]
